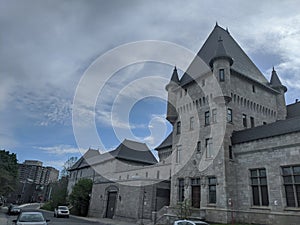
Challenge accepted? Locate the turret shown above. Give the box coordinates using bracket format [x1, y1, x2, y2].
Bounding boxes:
[209, 37, 233, 104]
[270, 67, 287, 120]
[166, 67, 180, 124]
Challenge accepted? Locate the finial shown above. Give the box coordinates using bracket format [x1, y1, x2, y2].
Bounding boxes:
[174, 65, 177, 71]
[215, 21, 218, 27]
[272, 66, 275, 72]
[226, 27, 230, 34]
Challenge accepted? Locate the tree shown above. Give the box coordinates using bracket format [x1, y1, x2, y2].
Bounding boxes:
[69, 178, 93, 216]
[0, 150, 18, 197]
[41, 177, 68, 211]
[176, 199, 192, 220]
[60, 157, 78, 178]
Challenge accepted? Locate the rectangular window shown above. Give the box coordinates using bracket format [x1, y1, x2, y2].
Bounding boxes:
[250, 168, 269, 206]
[252, 85, 256, 93]
[243, 114, 247, 128]
[191, 178, 201, 208]
[190, 117, 194, 130]
[178, 178, 185, 202]
[177, 121, 181, 134]
[157, 170, 160, 179]
[227, 108, 232, 123]
[205, 111, 210, 126]
[250, 117, 255, 128]
[202, 79, 205, 87]
[208, 177, 217, 204]
[219, 69, 225, 81]
[196, 141, 201, 153]
[282, 165, 300, 207]
[205, 138, 213, 158]
[176, 145, 182, 163]
[212, 109, 217, 123]
[184, 88, 187, 95]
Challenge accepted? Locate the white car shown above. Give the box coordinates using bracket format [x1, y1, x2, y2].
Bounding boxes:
[54, 206, 70, 218]
[13, 211, 50, 225]
[174, 219, 209, 225]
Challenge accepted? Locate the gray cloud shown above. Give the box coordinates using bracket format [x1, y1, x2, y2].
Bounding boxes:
[1, 0, 300, 152]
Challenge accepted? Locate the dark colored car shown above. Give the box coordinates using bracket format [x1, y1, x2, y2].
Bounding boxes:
[8, 205, 22, 215]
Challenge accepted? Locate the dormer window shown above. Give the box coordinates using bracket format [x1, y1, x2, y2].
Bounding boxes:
[219, 69, 225, 82]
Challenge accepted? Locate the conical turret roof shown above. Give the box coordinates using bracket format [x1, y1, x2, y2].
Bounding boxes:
[270, 67, 287, 92]
[180, 24, 269, 86]
[209, 36, 233, 67]
[170, 66, 180, 84]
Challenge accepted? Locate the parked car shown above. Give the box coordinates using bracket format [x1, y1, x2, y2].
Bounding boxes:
[174, 219, 209, 225]
[8, 205, 22, 215]
[54, 206, 70, 218]
[13, 211, 50, 225]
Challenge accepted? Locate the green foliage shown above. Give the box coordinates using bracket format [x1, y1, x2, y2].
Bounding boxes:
[176, 199, 192, 219]
[0, 150, 18, 196]
[41, 177, 68, 211]
[40, 201, 53, 211]
[69, 178, 93, 216]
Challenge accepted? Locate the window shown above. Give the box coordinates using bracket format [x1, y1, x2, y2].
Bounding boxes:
[191, 178, 201, 208]
[219, 69, 225, 81]
[157, 170, 160, 179]
[212, 109, 217, 123]
[178, 178, 185, 202]
[250, 117, 255, 128]
[205, 111, 210, 126]
[190, 117, 194, 130]
[208, 177, 217, 204]
[176, 145, 182, 163]
[205, 138, 213, 158]
[202, 79, 205, 87]
[184, 88, 187, 95]
[252, 85, 256, 93]
[282, 165, 300, 207]
[177, 121, 181, 134]
[243, 114, 247, 128]
[227, 108, 232, 123]
[250, 168, 269, 206]
[145, 172, 148, 178]
[196, 141, 201, 153]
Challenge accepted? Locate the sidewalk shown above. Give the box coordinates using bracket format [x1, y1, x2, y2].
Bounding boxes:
[75, 215, 139, 225]
[0, 207, 8, 225]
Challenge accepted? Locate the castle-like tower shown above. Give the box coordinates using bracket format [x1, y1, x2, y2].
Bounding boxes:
[157, 23, 293, 224]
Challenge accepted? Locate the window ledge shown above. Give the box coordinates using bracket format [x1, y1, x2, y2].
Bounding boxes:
[284, 207, 300, 211]
[207, 203, 216, 207]
[250, 206, 270, 210]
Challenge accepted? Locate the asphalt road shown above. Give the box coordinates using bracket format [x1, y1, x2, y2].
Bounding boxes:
[5, 204, 106, 225]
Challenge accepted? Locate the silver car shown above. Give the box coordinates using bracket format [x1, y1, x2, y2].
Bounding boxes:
[13, 211, 50, 225]
[174, 219, 209, 225]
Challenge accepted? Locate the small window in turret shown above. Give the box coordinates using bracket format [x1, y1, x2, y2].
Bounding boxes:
[252, 85, 256, 93]
[219, 69, 225, 81]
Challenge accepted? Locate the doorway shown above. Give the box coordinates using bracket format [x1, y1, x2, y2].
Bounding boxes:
[106, 191, 117, 218]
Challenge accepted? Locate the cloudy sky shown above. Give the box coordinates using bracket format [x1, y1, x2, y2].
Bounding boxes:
[1, 0, 300, 171]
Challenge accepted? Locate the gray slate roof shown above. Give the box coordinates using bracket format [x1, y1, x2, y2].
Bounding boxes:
[180, 24, 268, 86]
[69, 140, 157, 171]
[287, 101, 300, 119]
[156, 132, 173, 150]
[110, 139, 158, 164]
[69, 149, 100, 171]
[232, 116, 300, 144]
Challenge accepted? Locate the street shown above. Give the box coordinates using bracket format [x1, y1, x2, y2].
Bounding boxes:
[3, 204, 107, 225]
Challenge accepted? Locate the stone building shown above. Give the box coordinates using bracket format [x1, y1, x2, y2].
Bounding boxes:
[70, 23, 300, 225]
[155, 23, 300, 225]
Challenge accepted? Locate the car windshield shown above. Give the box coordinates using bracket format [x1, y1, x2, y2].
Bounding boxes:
[19, 213, 44, 222]
[58, 206, 68, 210]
